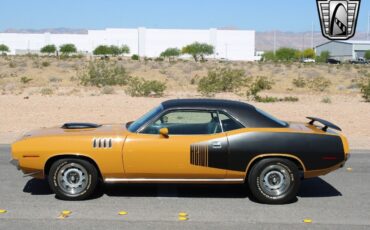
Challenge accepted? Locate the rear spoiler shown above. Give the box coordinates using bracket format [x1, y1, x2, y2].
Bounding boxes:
[306, 117, 342, 132]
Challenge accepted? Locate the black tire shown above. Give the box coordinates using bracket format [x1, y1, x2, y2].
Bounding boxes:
[248, 158, 300, 204]
[48, 158, 98, 200]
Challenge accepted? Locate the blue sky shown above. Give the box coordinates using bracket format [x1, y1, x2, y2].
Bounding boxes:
[1, 0, 369, 32]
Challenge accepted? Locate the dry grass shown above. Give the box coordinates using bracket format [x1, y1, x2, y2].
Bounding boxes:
[0, 56, 369, 148]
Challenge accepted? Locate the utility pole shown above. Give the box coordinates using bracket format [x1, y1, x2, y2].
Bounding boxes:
[366, 12, 370, 40]
[311, 21, 314, 48]
[273, 30, 276, 54]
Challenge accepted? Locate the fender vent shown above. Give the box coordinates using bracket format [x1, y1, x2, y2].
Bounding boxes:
[190, 144, 208, 167]
[93, 138, 113, 149]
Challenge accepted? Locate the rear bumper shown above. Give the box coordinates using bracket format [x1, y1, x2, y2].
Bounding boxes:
[304, 153, 350, 179]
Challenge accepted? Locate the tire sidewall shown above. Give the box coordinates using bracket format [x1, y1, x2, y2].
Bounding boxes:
[248, 158, 300, 204]
[48, 158, 98, 200]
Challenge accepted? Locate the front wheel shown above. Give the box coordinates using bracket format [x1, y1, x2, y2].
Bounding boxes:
[48, 158, 98, 200]
[248, 158, 300, 204]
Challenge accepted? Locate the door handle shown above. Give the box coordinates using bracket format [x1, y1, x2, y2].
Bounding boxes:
[211, 141, 222, 149]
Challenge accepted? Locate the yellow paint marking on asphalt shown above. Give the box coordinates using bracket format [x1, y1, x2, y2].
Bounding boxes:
[346, 167, 353, 172]
[58, 210, 72, 219]
[303, 219, 313, 223]
[0, 209, 7, 214]
[178, 212, 189, 221]
[118, 211, 128, 215]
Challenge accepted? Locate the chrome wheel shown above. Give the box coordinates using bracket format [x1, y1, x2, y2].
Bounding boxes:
[258, 164, 291, 197]
[57, 163, 89, 196]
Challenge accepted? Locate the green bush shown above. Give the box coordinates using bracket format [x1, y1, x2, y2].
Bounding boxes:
[292, 77, 306, 88]
[20, 76, 33, 84]
[316, 51, 330, 63]
[59, 44, 77, 55]
[40, 45, 56, 55]
[247, 76, 274, 97]
[42, 61, 50, 67]
[307, 76, 331, 92]
[254, 95, 299, 103]
[126, 77, 166, 97]
[321, 96, 332, 104]
[360, 78, 370, 102]
[275, 47, 299, 61]
[0, 44, 10, 54]
[79, 61, 131, 87]
[40, 88, 53, 96]
[197, 68, 245, 96]
[182, 42, 214, 62]
[131, 54, 140, 60]
[101, 86, 115, 94]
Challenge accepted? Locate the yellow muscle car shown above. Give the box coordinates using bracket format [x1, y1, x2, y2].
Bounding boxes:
[10, 99, 349, 204]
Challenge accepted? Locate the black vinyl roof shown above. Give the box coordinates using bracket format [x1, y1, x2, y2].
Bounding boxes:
[161, 99, 285, 128]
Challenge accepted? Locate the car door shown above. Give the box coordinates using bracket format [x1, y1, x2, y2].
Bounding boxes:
[122, 109, 228, 179]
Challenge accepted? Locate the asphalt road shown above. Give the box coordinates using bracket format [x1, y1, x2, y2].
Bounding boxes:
[0, 144, 369, 230]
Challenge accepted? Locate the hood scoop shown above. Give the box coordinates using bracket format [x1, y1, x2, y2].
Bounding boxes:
[61, 123, 101, 129]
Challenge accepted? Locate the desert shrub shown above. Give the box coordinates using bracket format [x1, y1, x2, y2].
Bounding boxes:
[160, 48, 181, 61]
[49, 76, 62, 83]
[360, 78, 370, 102]
[155, 57, 164, 62]
[247, 76, 274, 96]
[131, 54, 139, 60]
[292, 77, 306, 88]
[40, 88, 53, 95]
[0, 44, 10, 54]
[282, 96, 299, 102]
[197, 68, 245, 96]
[261, 51, 275, 62]
[126, 77, 166, 97]
[101, 86, 115, 94]
[321, 96, 332, 104]
[254, 95, 299, 103]
[42, 61, 50, 67]
[8, 60, 16, 68]
[79, 61, 130, 87]
[254, 95, 279, 103]
[307, 76, 331, 92]
[20, 76, 33, 84]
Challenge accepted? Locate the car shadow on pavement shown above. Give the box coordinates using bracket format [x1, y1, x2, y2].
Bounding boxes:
[298, 177, 342, 197]
[22, 177, 341, 201]
[23, 178, 53, 195]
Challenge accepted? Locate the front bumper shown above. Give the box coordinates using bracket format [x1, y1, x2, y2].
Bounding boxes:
[9, 159, 20, 170]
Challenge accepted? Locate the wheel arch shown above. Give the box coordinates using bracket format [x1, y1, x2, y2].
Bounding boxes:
[44, 154, 102, 179]
[244, 153, 306, 179]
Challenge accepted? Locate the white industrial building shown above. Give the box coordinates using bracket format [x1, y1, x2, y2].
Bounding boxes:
[0, 27, 257, 61]
[315, 40, 370, 61]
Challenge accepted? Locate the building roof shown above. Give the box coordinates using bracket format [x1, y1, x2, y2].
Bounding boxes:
[316, 40, 370, 48]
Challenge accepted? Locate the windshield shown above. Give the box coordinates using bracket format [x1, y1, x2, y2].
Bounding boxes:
[256, 108, 288, 127]
[127, 105, 163, 132]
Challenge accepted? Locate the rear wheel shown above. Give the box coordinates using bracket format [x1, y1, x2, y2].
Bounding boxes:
[248, 158, 300, 204]
[48, 158, 98, 200]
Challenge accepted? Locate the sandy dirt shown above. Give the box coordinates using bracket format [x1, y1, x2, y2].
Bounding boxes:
[0, 92, 369, 149]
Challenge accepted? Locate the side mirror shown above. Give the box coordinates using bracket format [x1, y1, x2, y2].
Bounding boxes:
[159, 128, 169, 138]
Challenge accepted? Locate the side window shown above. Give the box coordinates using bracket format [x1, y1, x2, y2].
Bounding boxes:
[141, 110, 222, 135]
[219, 112, 244, 132]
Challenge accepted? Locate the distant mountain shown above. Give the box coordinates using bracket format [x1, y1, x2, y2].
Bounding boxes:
[2, 28, 87, 34]
[2, 28, 369, 51]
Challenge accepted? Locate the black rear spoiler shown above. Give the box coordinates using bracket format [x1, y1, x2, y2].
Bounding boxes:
[306, 117, 341, 132]
[62, 123, 101, 129]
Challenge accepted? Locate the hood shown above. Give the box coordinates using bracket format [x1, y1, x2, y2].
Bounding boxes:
[17, 123, 129, 141]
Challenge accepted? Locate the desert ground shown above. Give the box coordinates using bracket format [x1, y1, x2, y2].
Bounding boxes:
[0, 56, 369, 149]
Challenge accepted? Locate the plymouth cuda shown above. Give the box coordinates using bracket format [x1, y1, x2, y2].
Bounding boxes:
[11, 99, 349, 204]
